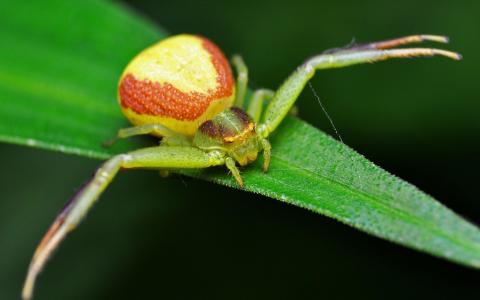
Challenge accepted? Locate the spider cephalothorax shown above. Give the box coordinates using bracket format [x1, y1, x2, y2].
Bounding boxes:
[22, 34, 460, 300]
[194, 107, 265, 167]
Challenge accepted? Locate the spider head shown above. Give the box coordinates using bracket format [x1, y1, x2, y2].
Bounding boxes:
[193, 107, 262, 166]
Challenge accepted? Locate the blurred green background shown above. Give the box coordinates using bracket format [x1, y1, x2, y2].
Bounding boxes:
[1, 0, 479, 299]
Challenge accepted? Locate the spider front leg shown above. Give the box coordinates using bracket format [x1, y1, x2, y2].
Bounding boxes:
[256, 34, 461, 138]
[335, 34, 453, 53]
[22, 146, 226, 300]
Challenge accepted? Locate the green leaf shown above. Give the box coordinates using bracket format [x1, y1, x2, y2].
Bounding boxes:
[1, 0, 479, 269]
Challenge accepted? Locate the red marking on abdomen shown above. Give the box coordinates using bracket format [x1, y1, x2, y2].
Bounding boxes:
[119, 37, 234, 121]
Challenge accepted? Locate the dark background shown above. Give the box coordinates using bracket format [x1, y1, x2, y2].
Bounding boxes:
[1, 0, 479, 299]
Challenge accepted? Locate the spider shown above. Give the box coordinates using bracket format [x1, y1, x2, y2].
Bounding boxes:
[22, 34, 460, 300]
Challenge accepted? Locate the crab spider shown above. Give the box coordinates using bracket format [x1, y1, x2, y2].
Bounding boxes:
[22, 34, 460, 300]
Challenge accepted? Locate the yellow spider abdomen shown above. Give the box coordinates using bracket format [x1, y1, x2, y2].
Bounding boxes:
[118, 34, 235, 136]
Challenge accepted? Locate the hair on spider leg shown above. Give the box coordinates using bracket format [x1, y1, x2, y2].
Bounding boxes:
[307, 81, 343, 143]
[321, 37, 357, 54]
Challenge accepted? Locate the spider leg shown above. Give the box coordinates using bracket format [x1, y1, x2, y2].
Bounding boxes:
[103, 123, 188, 147]
[247, 89, 275, 122]
[257, 35, 461, 138]
[22, 146, 225, 300]
[247, 89, 298, 122]
[259, 138, 271, 172]
[341, 34, 451, 52]
[225, 157, 243, 187]
[231, 55, 248, 108]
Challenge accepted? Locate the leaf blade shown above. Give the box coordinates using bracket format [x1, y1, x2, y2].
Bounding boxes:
[186, 118, 480, 267]
[1, 0, 479, 268]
